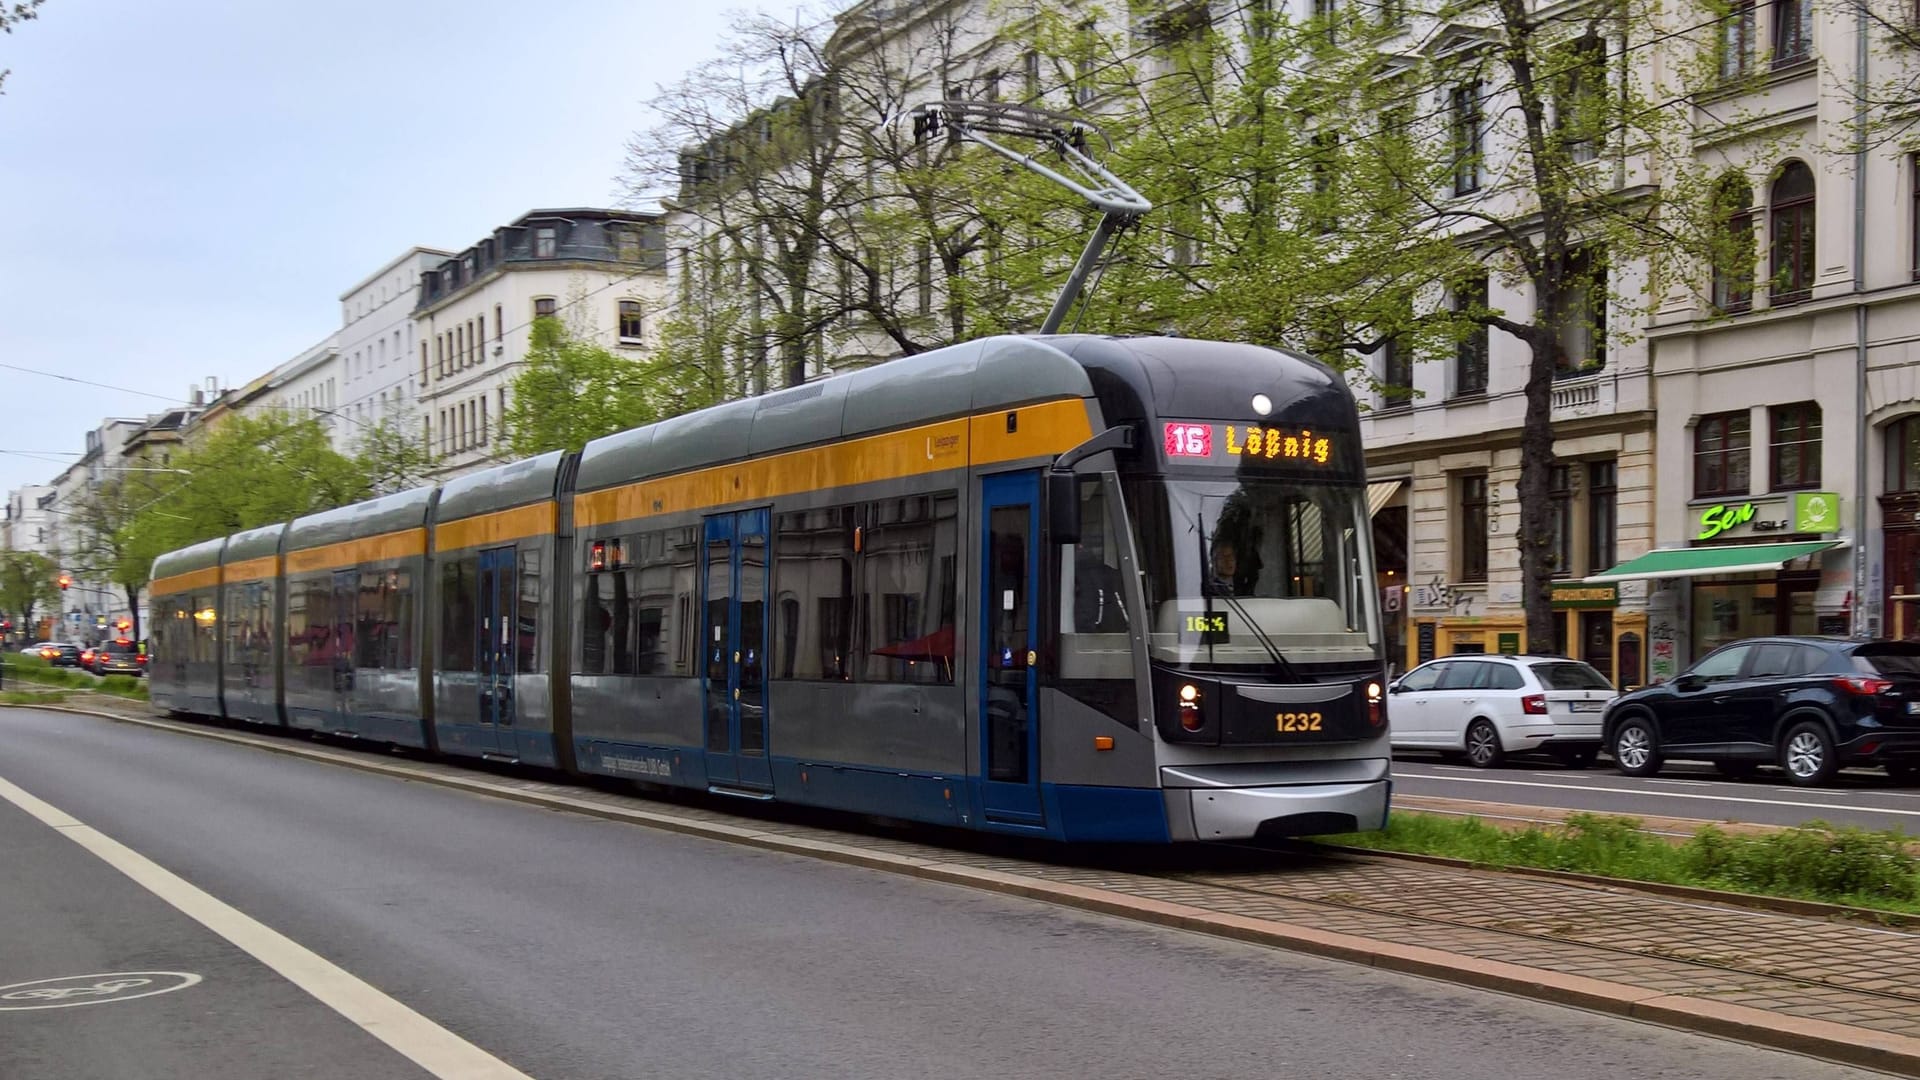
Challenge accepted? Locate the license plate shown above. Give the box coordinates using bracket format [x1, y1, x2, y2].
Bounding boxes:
[1907, 701, 1920, 716]
[1569, 701, 1603, 713]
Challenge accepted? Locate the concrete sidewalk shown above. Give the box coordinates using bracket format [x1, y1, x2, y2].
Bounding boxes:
[15, 697, 1920, 1077]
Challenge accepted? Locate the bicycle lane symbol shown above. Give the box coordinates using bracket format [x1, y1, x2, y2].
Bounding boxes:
[0, 972, 202, 1011]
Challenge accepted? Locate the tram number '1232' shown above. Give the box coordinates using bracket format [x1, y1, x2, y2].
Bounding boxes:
[1276, 712, 1324, 733]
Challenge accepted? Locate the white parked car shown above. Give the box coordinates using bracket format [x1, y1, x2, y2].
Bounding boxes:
[1387, 655, 1617, 768]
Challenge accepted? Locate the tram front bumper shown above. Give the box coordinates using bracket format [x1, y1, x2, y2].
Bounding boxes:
[1175, 779, 1390, 841]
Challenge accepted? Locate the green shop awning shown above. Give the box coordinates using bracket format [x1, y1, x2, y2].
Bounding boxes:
[1585, 540, 1844, 583]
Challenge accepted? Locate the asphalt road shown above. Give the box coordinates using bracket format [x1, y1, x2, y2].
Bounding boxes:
[1393, 754, 1920, 830]
[0, 707, 1892, 1080]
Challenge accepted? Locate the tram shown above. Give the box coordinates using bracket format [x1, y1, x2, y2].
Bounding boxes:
[148, 334, 1392, 843]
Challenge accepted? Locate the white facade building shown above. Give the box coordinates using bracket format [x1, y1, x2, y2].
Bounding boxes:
[336, 247, 451, 453]
[3, 484, 56, 558]
[414, 208, 669, 479]
[266, 334, 343, 437]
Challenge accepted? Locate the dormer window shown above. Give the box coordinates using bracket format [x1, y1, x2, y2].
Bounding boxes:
[534, 227, 557, 258]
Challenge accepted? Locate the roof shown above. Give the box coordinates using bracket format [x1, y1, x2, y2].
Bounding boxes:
[338, 246, 456, 301]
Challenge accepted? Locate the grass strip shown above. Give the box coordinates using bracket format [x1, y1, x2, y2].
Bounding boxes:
[1321, 811, 1920, 916]
[1, 654, 148, 701]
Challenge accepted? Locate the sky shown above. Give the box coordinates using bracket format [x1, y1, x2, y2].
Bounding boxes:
[0, 0, 755, 496]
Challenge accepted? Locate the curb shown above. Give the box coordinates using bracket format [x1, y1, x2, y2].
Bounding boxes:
[11, 701, 1920, 1077]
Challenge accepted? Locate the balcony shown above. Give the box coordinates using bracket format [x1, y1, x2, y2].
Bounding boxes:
[1550, 372, 1613, 422]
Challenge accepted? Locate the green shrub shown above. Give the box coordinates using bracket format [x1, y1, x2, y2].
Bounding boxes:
[1682, 822, 1918, 904]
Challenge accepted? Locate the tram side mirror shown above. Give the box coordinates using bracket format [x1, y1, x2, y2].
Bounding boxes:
[1046, 469, 1081, 544]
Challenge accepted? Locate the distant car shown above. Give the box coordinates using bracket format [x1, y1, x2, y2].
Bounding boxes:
[1388, 655, 1616, 768]
[94, 638, 143, 677]
[34, 642, 82, 667]
[1604, 636, 1920, 787]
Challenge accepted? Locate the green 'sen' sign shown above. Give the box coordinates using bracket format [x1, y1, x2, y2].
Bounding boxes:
[1794, 491, 1839, 533]
[1697, 502, 1756, 540]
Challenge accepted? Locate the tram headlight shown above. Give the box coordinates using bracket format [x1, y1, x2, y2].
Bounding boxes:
[1178, 683, 1204, 731]
[1366, 680, 1386, 728]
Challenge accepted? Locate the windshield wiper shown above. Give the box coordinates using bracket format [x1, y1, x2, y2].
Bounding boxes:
[1190, 507, 1306, 682]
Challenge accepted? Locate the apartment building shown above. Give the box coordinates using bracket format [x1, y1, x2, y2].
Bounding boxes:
[336, 247, 451, 452]
[413, 208, 669, 479]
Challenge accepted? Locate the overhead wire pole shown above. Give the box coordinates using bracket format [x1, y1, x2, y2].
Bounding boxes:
[908, 101, 1152, 334]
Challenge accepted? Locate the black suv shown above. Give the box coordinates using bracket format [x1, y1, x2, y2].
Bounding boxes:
[94, 638, 143, 676]
[1603, 636, 1920, 786]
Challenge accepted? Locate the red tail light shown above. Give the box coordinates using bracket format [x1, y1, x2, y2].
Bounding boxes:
[1833, 675, 1892, 696]
[1522, 694, 1548, 715]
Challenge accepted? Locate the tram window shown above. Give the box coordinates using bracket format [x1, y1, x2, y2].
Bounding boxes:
[286, 579, 309, 671]
[441, 556, 478, 673]
[1058, 476, 1139, 726]
[389, 569, 414, 670]
[517, 548, 540, 673]
[356, 571, 386, 669]
[858, 494, 958, 684]
[191, 591, 217, 664]
[773, 506, 856, 680]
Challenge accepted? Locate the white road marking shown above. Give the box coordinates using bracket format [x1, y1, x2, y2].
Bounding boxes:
[0, 775, 531, 1080]
[0, 972, 201, 1011]
[1398, 772, 1920, 817]
[1646, 779, 1715, 787]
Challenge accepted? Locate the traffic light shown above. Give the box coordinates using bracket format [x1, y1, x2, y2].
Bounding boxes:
[115, 618, 132, 632]
[57, 573, 72, 591]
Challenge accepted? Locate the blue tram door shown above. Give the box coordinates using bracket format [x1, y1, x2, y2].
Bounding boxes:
[980, 472, 1044, 825]
[477, 545, 518, 757]
[701, 509, 773, 791]
[331, 569, 358, 726]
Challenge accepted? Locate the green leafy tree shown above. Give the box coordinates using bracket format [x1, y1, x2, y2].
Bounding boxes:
[0, 549, 58, 640]
[350, 404, 437, 497]
[0, 0, 45, 96]
[127, 412, 369, 562]
[502, 316, 723, 457]
[71, 473, 178, 641]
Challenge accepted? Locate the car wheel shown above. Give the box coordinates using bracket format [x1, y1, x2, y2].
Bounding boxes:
[1885, 763, 1919, 786]
[1714, 760, 1761, 780]
[1553, 747, 1598, 769]
[1464, 718, 1505, 768]
[1612, 715, 1663, 777]
[1779, 720, 1838, 787]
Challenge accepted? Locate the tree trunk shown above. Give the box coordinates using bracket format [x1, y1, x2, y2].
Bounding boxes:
[124, 583, 142, 642]
[1516, 336, 1559, 652]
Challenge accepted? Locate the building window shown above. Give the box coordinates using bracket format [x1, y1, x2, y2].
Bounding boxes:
[1695, 411, 1752, 498]
[1912, 154, 1920, 282]
[495, 303, 505, 341]
[477, 313, 486, 353]
[1453, 275, 1489, 396]
[916, 243, 933, 315]
[1458, 473, 1489, 582]
[1380, 334, 1412, 410]
[1772, 0, 1810, 66]
[533, 297, 557, 321]
[616, 230, 641, 262]
[1557, 35, 1606, 163]
[534, 227, 557, 258]
[479, 395, 488, 444]
[1379, 0, 1406, 29]
[1549, 464, 1573, 578]
[618, 300, 644, 343]
[1451, 82, 1482, 196]
[1770, 402, 1822, 491]
[1588, 460, 1617, 574]
[1770, 161, 1815, 305]
[1711, 175, 1755, 313]
[1555, 247, 1605, 375]
[1885, 416, 1920, 493]
[1719, 0, 1755, 77]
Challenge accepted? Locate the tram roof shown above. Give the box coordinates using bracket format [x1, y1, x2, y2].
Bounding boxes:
[436, 449, 571, 523]
[151, 535, 226, 580]
[285, 484, 437, 552]
[1047, 335, 1354, 432]
[223, 521, 287, 563]
[575, 335, 1096, 492]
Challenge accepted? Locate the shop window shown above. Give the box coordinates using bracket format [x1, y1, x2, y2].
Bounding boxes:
[1457, 473, 1488, 583]
[1769, 161, 1815, 305]
[1549, 465, 1573, 578]
[1694, 411, 1751, 498]
[1769, 402, 1821, 491]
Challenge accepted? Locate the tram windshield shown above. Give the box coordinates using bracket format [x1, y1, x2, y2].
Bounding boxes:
[1128, 478, 1379, 670]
